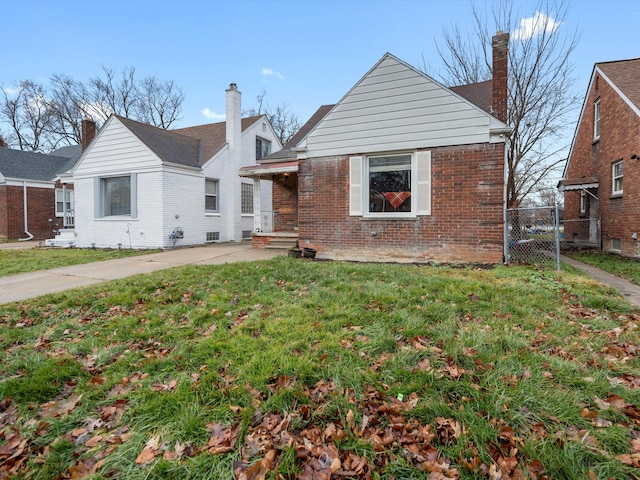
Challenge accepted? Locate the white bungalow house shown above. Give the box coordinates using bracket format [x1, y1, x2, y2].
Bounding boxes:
[64, 84, 281, 249]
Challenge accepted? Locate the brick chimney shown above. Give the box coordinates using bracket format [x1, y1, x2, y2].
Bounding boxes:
[491, 31, 509, 124]
[81, 118, 97, 152]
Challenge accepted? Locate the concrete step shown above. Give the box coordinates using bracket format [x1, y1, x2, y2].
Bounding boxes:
[266, 238, 298, 250]
[45, 230, 75, 248]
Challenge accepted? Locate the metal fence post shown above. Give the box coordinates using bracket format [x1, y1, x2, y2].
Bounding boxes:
[555, 203, 561, 271]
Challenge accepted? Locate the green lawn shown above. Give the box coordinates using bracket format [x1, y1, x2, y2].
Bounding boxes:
[0, 257, 638, 479]
[0, 248, 160, 277]
[567, 251, 640, 286]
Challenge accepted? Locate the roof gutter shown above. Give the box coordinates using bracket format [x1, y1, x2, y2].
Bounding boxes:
[18, 181, 34, 242]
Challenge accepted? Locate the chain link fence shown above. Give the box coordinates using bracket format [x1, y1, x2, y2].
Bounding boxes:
[506, 206, 560, 269]
[562, 218, 601, 248]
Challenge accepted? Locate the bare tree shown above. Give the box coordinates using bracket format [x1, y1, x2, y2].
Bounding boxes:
[0, 67, 185, 152]
[87, 66, 184, 128]
[244, 90, 302, 146]
[136, 76, 185, 129]
[88, 66, 138, 121]
[47, 74, 91, 145]
[432, 0, 579, 207]
[0, 80, 55, 152]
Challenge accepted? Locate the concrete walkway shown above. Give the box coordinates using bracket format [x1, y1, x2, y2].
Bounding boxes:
[561, 255, 640, 308]
[0, 243, 283, 305]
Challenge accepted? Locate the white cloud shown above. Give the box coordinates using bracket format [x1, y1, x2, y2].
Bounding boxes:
[513, 12, 561, 40]
[261, 67, 285, 80]
[2, 86, 19, 96]
[201, 108, 225, 120]
[81, 101, 111, 122]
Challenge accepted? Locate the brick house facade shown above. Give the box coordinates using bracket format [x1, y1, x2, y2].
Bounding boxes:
[242, 33, 510, 263]
[0, 148, 79, 241]
[296, 142, 505, 262]
[0, 184, 56, 239]
[560, 58, 640, 257]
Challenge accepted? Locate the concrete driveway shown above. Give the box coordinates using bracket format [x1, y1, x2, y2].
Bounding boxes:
[0, 243, 283, 304]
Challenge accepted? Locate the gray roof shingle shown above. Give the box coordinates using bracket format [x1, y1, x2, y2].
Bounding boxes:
[115, 115, 264, 167]
[116, 116, 202, 168]
[0, 148, 75, 181]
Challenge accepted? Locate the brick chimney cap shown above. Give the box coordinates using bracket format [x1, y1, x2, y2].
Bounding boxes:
[229, 83, 238, 90]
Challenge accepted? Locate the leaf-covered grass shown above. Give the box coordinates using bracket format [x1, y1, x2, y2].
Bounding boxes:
[1, 257, 639, 479]
[568, 251, 640, 286]
[0, 248, 160, 277]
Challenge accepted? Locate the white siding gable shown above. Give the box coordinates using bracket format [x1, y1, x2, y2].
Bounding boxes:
[73, 116, 162, 179]
[305, 54, 493, 158]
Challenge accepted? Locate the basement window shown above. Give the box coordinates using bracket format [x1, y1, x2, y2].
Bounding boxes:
[206, 232, 220, 242]
[242, 230, 252, 240]
[611, 238, 621, 251]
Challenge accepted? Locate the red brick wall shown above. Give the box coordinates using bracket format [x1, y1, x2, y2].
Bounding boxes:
[565, 72, 640, 256]
[272, 175, 298, 231]
[0, 185, 56, 240]
[297, 143, 505, 263]
[0, 186, 7, 238]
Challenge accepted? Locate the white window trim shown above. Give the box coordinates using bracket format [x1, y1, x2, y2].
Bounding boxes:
[612, 160, 623, 195]
[205, 178, 220, 213]
[593, 99, 601, 141]
[350, 151, 431, 219]
[55, 188, 74, 217]
[94, 173, 137, 219]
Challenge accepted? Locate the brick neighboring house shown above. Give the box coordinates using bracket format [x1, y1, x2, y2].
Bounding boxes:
[242, 32, 511, 263]
[559, 58, 640, 257]
[0, 148, 78, 241]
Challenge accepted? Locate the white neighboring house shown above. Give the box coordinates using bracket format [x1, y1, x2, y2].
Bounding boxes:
[68, 84, 280, 249]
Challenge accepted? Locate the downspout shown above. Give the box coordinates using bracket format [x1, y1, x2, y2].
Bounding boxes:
[503, 136, 509, 264]
[18, 180, 34, 241]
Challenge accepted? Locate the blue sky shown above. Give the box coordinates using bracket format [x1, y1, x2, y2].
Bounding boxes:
[2, 0, 639, 131]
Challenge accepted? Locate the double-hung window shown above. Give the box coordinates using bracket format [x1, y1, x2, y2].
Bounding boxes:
[612, 160, 623, 195]
[593, 99, 601, 141]
[95, 174, 136, 218]
[349, 151, 431, 217]
[55, 188, 73, 217]
[205, 179, 219, 213]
